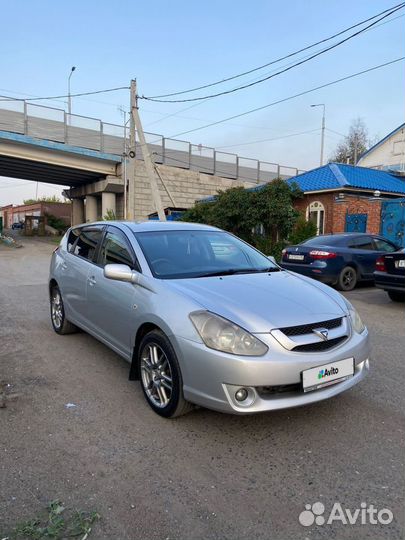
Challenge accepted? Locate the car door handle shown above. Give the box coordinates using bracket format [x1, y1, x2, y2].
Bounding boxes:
[88, 276, 97, 286]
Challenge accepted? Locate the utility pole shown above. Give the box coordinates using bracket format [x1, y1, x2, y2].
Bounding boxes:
[311, 104, 325, 166]
[129, 79, 166, 221]
[118, 108, 128, 219]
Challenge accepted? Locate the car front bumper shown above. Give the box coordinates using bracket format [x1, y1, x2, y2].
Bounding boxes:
[173, 329, 371, 414]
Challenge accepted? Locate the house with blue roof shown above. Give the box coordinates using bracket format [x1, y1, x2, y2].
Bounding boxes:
[283, 162, 405, 244]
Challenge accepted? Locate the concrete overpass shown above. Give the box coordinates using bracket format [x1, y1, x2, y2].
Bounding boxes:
[0, 95, 305, 223]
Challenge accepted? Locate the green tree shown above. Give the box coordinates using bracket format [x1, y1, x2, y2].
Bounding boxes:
[181, 178, 310, 260]
[251, 179, 301, 244]
[23, 195, 63, 205]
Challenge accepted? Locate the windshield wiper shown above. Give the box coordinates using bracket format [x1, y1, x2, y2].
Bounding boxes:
[195, 267, 281, 278]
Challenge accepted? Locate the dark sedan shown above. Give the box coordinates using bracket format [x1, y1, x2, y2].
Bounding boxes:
[280, 233, 400, 291]
[374, 250, 405, 302]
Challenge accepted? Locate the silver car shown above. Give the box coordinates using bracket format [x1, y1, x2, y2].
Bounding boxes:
[49, 221, 370, 418]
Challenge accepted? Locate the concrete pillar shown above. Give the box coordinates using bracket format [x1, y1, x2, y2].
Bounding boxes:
[102, 192, 116, 219]
[72, 198, 85, 225]
[86, 195, 98, 222]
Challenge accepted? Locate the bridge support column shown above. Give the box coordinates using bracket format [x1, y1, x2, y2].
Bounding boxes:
[102, 192, 116, 219]
[86, 195, 98, 222]
[72, 198, 85, 225]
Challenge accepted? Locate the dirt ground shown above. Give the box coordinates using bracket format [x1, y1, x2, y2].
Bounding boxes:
[0, 238, 404, 539]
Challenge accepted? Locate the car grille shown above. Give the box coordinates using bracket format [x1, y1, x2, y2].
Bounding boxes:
[279, 317, 343, 336]
[292, 336, 347, 352]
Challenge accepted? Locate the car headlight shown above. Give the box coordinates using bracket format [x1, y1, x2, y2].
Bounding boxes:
[344, 299, 366, 334]
[189, 311, 268, 356]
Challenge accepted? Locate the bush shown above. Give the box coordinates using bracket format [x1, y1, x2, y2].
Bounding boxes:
[45, 213, 67, 234]
[181, 179, 305, 258]
[288, 216, 317, 245]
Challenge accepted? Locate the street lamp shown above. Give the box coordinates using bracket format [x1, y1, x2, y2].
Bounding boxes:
[67, 66, 76, 116]
[311, 104, 325, 166]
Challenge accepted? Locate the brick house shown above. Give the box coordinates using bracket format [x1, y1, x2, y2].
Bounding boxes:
[286, 163, 405, 236]
[0, 201, 71, 228]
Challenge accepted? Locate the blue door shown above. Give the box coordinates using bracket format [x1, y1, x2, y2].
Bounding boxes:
[381, 199, 405, 248]
[345, 213, 367, 233]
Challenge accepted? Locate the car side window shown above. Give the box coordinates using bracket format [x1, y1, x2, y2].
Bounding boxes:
[347, 236, 374, 250]
[99, 229, 137, 269]
[67, 228, 81, 252]
[373, 238, 397, 252]
[73, 228, 103, 262]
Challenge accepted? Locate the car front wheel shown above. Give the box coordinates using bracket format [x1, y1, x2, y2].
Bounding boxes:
[138, 330, 193, 418]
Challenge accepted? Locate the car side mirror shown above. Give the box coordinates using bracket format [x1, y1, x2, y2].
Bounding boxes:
[104, 264, 139, 284]
[267, 255, 277, 264]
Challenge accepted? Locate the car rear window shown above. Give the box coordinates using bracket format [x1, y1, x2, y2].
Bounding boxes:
[301, 236, 343, 246]
[347, 236, 374, 250]
[67, 228, 80, 252]
[73, 229, 103, 262]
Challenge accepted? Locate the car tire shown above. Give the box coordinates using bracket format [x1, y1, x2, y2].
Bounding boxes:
[336, 266, 357, 291]
[138, 330, 193, 418]
[50, 285, 78, 335]
[387, 290, 405, 302]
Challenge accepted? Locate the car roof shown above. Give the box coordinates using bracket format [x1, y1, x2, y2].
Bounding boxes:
[75, 220, 221, 233]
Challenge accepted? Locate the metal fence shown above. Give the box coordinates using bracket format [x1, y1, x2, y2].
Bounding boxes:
[0, 95, 305, 184]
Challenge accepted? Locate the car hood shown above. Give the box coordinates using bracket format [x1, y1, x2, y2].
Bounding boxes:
[167, 270, 348, 333]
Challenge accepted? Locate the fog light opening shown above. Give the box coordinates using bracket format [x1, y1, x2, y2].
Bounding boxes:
[235, 387, 249, 402]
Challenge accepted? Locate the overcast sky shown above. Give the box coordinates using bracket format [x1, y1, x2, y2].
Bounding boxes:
[0, 0, 403, 206]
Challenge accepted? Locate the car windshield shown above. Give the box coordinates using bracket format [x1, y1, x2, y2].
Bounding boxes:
[135, 230, 279, 279]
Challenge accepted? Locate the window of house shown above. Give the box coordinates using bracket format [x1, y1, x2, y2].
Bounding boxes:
[393, 140, 404, 156]
[307, 201, 325, 235]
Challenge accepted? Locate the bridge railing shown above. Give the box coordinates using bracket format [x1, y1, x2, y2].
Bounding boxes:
[0, 95, 305, 183]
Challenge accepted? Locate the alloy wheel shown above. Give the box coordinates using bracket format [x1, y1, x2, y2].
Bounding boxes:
[342, 268, 355, 288]
[140, 343, 173, 408]
[51, 290, 63, 329]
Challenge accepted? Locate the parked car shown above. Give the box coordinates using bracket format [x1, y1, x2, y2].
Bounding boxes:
[49, 221, 370, 418]
[374, 249, 405, 302]
[11, 222, 24, 230]
[280, 233, 400, 291]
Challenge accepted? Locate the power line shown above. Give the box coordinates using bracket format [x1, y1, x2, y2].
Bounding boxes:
[326, 128, 347, 137]
[145, 3, 405, 100]
[165, 57, 404, 140]
[0, 86, 130, 103]
[144, 12, 404, 131]
[141, 3, 405, 103]
[216, 129, 320, 149]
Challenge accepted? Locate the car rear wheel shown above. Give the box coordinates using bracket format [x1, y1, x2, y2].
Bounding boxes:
[387, 290, 405, 302]
[336, 266, 357, 291]
[138, 330, 193, 418]
[50, 286, 78, 335]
